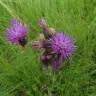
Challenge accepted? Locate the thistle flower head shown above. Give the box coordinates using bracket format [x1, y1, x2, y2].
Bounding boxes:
[39, 17, 47, 29]
[51, 32, 75, 59]
[7, 18, 27, 46]
[31, 17, 76, 71]
[39, 17, 51, 39]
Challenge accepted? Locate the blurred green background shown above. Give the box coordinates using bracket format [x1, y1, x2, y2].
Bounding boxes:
[0, 0, 96, 96]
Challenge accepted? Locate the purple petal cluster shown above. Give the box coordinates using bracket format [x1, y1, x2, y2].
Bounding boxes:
[6, 17, 76, 71]
[51, 32, 75, 59]
[39, 17, 47, 29]
[51, 32, 75, 70]
[7, 18, 27, 46]
[32, 17, 76, 71]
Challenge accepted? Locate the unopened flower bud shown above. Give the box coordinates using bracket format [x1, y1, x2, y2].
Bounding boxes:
[48, 27, 56, 36]
[39, 33, 45, 40]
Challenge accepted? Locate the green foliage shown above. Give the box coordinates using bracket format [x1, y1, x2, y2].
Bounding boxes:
[0, 0, 96, 96]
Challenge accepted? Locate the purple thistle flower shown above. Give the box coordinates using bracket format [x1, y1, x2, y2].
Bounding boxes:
[52, 57, 61, 70]
[39, 17, 51, 39]
[6, 18, 27, 47]
[39, 17, 47, 28]
[51, 32, 75, 59]
[40, 55, 48, 65]
[31, 17, 76, 71]
[50, 32, 75, 70]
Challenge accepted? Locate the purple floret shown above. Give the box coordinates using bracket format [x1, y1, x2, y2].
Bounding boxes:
[39, 17, 50, 39]
[6, 18, 27, 46]
[51, 32, 75, 59]
[31, 17, 76, 71]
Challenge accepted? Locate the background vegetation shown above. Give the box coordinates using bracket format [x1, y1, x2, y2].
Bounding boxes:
[0, 0, 96, 96]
